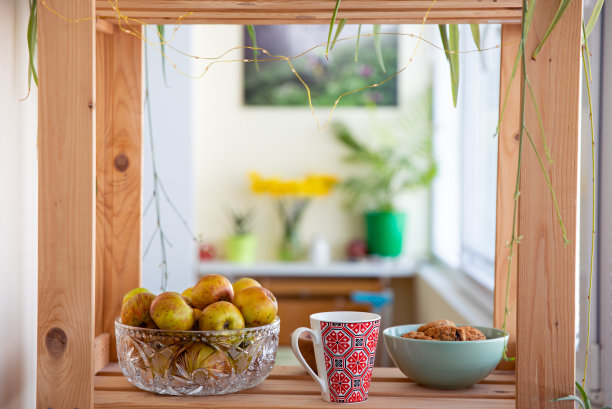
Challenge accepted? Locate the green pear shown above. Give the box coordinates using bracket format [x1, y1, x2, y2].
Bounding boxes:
[233, 286, 278, 327]
[121, 292, 156, 327]
[192, 274, 234, 309]
[198, 301, 245, 331]
[232, 277, 261, 295]
[150, 292, 195, 331]
[122, 287, 151, 307]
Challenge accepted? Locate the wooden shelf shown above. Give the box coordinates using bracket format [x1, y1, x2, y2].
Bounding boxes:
[96, 0, 522, 25]
[198, 260, 416, 278]
[95, 363, 515, 408]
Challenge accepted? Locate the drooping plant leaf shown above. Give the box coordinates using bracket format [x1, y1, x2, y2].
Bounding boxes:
[469, 24, 481, 50]
[575, 382, 593, 409]
[246, 25, 260, 71]
[448, 24, 460, 107]
[373, 24, 386, 73]
[532, 0, 574, 59]
[26, 0, 38, 89]
[331, 18, 347, 50]
[585, 0, 604, 38]
[553, 395, 586, 409]
[326, 0, 342, 58]
[156, 25, 168, 86]
[354, 24, 362, 62]
[438, 24, 450, 63]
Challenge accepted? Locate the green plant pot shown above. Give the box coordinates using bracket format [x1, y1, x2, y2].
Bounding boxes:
[226, 234, 257, 264]
[365, 211, 407, 257]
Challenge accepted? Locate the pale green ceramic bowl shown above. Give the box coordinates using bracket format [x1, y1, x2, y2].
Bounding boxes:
[383, 324, 508, 389]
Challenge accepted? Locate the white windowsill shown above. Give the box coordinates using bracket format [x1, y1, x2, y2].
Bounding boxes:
[417, 262, 494, 327]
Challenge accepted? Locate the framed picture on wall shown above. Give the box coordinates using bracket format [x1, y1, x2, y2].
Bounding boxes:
[243, 25, 398, 107]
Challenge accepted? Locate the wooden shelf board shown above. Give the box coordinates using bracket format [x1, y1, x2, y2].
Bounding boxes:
[96, 0, 522, 24]
[95, 364, 515, 408]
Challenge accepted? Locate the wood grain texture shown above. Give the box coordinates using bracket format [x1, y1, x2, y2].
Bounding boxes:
[96, 25, 143, 362]
[493, 23, 521, 372]
[94, 333, 110, 374]
[37, 0, 96, 407]
[94, 365, 515, 408]
[98, 362, 517, 383]
[96, 0, 522, 24]
[516, 1, 582, 408]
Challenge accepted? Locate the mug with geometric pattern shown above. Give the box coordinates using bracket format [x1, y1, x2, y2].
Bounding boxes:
[291, 311, 381, 403]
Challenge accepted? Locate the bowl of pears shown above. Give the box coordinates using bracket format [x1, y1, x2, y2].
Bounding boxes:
[116, 275, 280, 396]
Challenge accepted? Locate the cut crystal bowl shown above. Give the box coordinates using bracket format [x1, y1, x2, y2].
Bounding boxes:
[115, 317, 280, 395]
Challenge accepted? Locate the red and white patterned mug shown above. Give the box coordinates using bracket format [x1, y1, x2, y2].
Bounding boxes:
[291, 311, 381, 403]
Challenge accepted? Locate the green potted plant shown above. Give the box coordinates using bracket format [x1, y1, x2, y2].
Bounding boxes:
[332, 107, 436, 257]
[226, 208, 257, 264]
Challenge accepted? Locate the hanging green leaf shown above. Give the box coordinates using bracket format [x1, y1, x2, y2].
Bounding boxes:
[438, 25, 450, 63]
[585, 0, 604, 38]
[246, 25, 260, 71]
[469, 24, 481, 51]
[354, 24, 362, 62]
[552, 381, 600, 409]
[532, 0, 573, 59]
[331, 18, 347, 50]
[26, 0, 38, 89]
[448, 24, 460, 107]
[373, 24, 386, 73]
[326, 0, 342, 58]
[157, 25, 168, 85]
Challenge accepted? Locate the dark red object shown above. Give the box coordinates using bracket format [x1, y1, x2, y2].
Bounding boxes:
[346, 238, 368, 260]
[198, 243, 216, 261]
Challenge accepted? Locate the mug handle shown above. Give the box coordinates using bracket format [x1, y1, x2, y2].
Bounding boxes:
[290, 327, 327, 394]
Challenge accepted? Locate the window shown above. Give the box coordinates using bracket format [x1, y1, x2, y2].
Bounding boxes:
[431, 25, 501, 290]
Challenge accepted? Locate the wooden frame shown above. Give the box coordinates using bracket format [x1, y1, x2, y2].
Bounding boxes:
[37, 0, 582, 408]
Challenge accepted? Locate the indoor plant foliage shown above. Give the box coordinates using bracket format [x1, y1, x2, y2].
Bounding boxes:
[249, 172, 337, 261]
[226, 208, 257, 264]
[332, 103, 436, 257]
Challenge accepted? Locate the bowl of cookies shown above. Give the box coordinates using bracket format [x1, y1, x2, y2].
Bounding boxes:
[383, 319, 508, 389]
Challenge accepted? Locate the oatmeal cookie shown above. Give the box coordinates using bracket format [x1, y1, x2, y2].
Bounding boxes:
[460, 326, 486, 341]
[417, 319, 456, 333]
[401, 331, 433, 340]
[424, 325, 466, 341]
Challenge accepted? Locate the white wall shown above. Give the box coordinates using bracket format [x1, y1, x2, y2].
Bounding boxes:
[0, 0, 38, 407]
[193, 25, 433, 261]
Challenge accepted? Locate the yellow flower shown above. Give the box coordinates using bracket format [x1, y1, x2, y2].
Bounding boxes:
[249, 172, 337, 197]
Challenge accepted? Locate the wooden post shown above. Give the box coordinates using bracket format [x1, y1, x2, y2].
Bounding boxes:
[494, 23, 522, 371]
[37, 0, 96, 407]
[516, 1, 582, 408]
[96, 24, 143, 361]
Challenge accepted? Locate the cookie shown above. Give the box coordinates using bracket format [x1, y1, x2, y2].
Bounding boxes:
[401, 331, 433, 340]
[460, 326, 486, 341]
[417, 319, 456, 333]
[424, 325, 466, 341]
